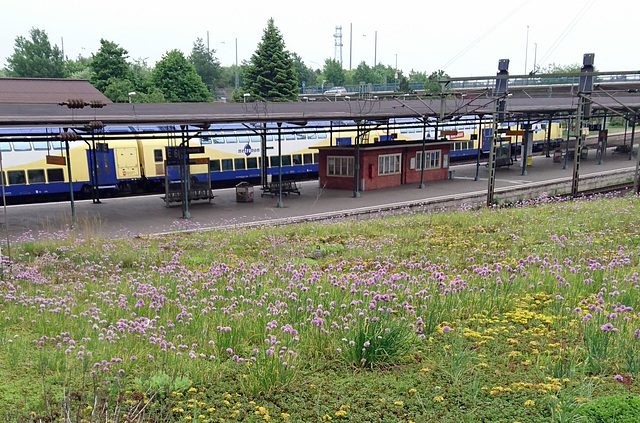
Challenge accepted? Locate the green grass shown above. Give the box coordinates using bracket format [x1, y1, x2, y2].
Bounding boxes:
[1, 194, 640, 422]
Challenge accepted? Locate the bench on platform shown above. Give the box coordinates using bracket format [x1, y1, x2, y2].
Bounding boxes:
[261, 181, 301, 197]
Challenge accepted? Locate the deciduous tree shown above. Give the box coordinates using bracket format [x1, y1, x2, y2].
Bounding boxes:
[243, 18, 298, 102]
[152, 50, 210, 102]
[323, 58, 345, 86]
[6, 28, 66, 78]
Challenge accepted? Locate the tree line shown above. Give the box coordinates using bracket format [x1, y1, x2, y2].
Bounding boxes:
[1, 20, 582, 103]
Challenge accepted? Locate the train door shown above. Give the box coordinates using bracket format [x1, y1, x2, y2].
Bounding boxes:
[86, 148, 118, 186]
[481, 128, 493, 153]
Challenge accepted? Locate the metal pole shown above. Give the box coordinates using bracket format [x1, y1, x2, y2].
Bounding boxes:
[632, 119, 640, 193]
[545, 116, 552, 157]
[598, 111, 607, 165]
[487, 102, 500, 207]
[354, 122, 361, 198]
[65, 139, 76, 229]
[571, 53, 595, 197]
[92, 132, 100, 204]
[419, 119, 426, 189]
[522, 121, 530, 176]
[630, 117, 636, 161]
[0, 149, 11, 265]
[475, 117, 482, 181]
[571, 99, 587, 197]
[563, 116, 571, 170]
[182, 127, 190, 219]
[277, 123, 284, 208]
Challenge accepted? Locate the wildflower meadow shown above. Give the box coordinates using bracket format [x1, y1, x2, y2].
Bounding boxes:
[1, 193, 640, 422]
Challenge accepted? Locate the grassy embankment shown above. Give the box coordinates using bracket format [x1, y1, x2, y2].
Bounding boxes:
[1, 194, 640, 422]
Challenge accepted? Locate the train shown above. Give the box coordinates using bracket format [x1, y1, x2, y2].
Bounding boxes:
[392, 117, 564, 159]
[0, 117, 564, 202]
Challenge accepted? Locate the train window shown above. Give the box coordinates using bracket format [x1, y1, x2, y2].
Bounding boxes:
[266, 133, 274, 142]
[221, 159, 233, 171]
[209, 159, 221, 172]
[154, 149, 163, 162]
[292, 154, 302, 165]
[270, 156, 280, 167]
[200, 136, 212, 145]
[313, 153, 319, 163]
[51, 140, 64, 150]
[246, 157, 258, 169]
[285, 133, 295, 141]
[225, 135, 238, 143]
[0, 143, 11, 152]
[282, 155, 292, 166]
[213, 136, 225, 144]
[28, 169, 46, 183]
[296, 132, 306, 140]
[237, 135, 250, 144]
[12, 141, 31, 151]
[307, 132, 317, 139]
[234, 158, 246, 170]
[8, 170, 26, 185]
[32, 142, 49, 150]
[303, 153, 313, 165]
[318, 132, 327, 139]
[47, 168, 64, 182]
[250, 135, 261, 143]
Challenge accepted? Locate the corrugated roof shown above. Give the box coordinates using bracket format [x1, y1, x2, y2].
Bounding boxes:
[0, 78, 112, 104]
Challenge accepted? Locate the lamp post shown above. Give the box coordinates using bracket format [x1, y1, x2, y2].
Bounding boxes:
[128, 91, 136, 103]
[243, 93, 250, 103]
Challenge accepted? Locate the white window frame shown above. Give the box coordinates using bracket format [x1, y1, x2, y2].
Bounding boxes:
[416, 150, 441, 170]
[378, 153, 401, 176]
[327, 156, 354, 177]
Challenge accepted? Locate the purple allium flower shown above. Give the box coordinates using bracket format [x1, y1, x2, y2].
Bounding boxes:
[614, 374, 624, 382]
[130, 356, 137, 361]
[443, 326, 451, 333]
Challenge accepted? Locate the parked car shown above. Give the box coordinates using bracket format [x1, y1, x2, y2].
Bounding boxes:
[324, 86, 347, 95]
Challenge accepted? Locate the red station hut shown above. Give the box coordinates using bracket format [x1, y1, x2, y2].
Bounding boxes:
[316, 140, 451, 191]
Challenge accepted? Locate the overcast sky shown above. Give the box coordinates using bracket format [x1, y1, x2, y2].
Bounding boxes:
[1, 0, 635, 81]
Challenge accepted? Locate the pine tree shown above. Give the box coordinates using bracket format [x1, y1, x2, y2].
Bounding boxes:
[90, 40, 134, 92]
[243, 18, 298, 102]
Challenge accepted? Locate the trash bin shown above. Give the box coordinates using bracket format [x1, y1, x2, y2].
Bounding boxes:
[553, 150, 563, 163]
[527, 156, 532, 166]
[581, 147, 589, 159]
[235, 182, 254, 202]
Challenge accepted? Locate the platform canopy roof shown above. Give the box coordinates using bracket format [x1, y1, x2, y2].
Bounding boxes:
[0, 94, 639, 129]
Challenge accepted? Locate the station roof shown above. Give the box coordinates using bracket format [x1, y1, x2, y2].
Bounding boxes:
[0, 92, 638, 129]
[0, 78, 112, 105]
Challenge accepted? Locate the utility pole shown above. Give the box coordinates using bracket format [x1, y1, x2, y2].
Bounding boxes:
[486, 59, 509, 207]
[571, 53, 595, 197]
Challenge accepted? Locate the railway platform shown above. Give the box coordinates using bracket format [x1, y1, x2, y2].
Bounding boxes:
[1, 146, 637, 242]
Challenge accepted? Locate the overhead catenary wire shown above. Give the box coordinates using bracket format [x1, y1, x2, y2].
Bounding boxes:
[536, 0, 597, 68]
[439, 0, 532, 72]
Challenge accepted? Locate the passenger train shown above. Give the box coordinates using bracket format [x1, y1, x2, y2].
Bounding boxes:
[392, 117, 564, 159]
[0, 117, 564, 202]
